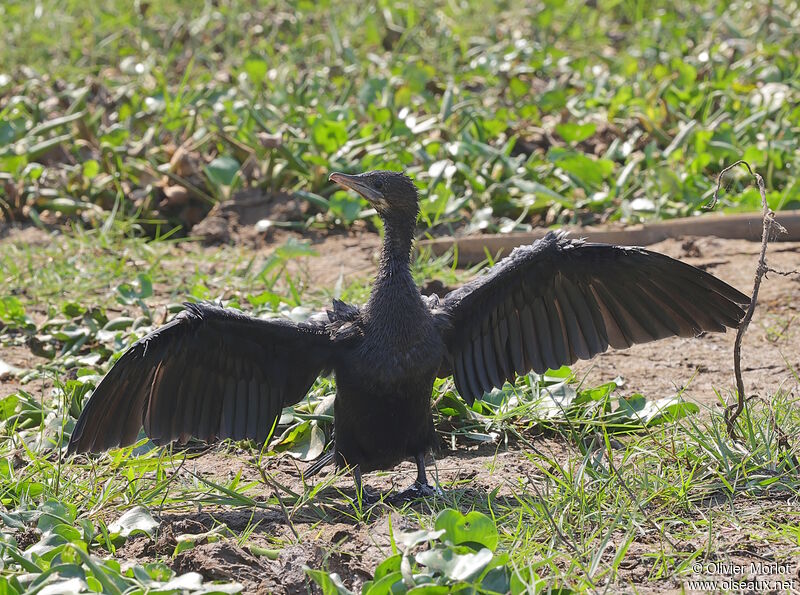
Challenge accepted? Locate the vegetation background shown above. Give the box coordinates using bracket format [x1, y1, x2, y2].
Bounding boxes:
[1, 1, 798, 593]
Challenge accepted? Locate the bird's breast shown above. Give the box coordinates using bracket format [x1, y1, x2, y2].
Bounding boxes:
[335, 322, 444, 388]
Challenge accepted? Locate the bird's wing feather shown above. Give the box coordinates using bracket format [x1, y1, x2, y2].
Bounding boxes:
[68, 302, 339, 453]
[433, 231, 749, 404]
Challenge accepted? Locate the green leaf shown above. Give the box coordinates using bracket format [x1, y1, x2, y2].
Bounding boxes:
[615, 393, 647, 419]
[363, 570, 404, 595]
[67, 546, 123, 595]
[415, 547, 493, 582]
[108, 506, 159, 538]
[329, 192, 364, 224]
[243, 56, 268, 84]
[37, 500, 77, 532]
[274, 421, 326, 461]
[116, 273, 153, 304]
[205, 155, 241, 187]
[408, 586, 452, 594]
[549, 149, 614, 189]
[312, 119, 348, 153]
[643, 397, 700, 426]
[397, 529, 446, 549]
[576, 381, 617, 404]
[373, 554, 402, 580]
[556, 122, 596, 144]
[0, 296, 33, 328]
[304, 568, 354, 595]
[82, 159, 100, 179]
[434, 509, 499, 551]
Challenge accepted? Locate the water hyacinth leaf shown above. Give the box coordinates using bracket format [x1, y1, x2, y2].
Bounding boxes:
[549, 149, 614, 189]
[107, 506, 159, 538]
[274, 420, 326, 461]
[37, 500, 78, 533]
[362, 571, 404, 595]
[312, 119, 348, 153]
[329, 192, 364, 224]
[576, 381, 617, 405]
[415, 547, 493, 582]
[397, 529, 445, 549]
[615, 393, 647, 420]
[434, 509, 499, 551]
[642, 397, 700, 426]
[556, 122, 597, 144]
[304, 568, 354, 595]
[373, 554, 402, 580]
[36, 576, 86, 595]
[116, 273, 153, 304]
[205, 156, 241, 187]
[243, 56, 268, 84]
[0, 296, 34, 328]
[405, 585, 451, 594]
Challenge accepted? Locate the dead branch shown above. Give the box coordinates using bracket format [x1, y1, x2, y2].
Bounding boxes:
[706, 161, 788, 439]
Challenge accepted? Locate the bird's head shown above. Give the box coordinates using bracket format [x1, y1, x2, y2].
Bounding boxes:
[329, 170, 419, 222]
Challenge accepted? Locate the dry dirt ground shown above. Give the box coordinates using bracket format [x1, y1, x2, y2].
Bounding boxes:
[2, 226, 799, 594]
[572, 236, 800, 407]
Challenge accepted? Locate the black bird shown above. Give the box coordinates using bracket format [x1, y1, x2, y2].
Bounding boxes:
[68, 170, 749, 500]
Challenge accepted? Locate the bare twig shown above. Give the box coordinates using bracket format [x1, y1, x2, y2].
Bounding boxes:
[766, 267, 800, 277]
[706, 161, 787, 439]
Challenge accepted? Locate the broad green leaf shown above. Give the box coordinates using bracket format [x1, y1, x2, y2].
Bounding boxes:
[304, 568, 354, 595]
[312, 119, 348, 153]
[643, 398, 700, 426]
[205, 156, 241, 187]
[397, 529, 445, 549]
[434, 510, 499, 551]
[243, 56, 268, 84]
[415, 547, 493, 582]
[556, 122, 597, 144]
[108, 506, 159, 538]
[38, 500, 77, 533]
[329, 192, 364, 224]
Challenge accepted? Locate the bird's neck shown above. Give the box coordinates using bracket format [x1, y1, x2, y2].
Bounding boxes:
[365, 214, 421, 320]
[377, 214, 415, 279]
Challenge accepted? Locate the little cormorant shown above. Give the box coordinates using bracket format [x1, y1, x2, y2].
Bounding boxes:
[68, 170, 749, 500]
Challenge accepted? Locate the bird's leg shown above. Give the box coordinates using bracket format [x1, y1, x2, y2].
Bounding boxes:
[414, 452, 429, 486]
[353, 465, 378, 506]
[389, 454, 443, 504]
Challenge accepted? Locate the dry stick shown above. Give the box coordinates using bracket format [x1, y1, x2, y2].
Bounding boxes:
[705, 160, 787, 439]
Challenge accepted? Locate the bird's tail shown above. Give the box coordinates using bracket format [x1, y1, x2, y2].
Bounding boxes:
[304, 450, 336, 478]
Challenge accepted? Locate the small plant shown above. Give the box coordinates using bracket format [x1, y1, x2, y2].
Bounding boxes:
[306, 508, 545, 594]
[0, 500, 242, 594]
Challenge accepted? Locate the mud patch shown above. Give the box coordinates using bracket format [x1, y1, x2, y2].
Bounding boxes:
[173, 541, 269, 590]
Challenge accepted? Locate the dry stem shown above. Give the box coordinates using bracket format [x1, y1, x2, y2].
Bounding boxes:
[706, 160, 787, 439]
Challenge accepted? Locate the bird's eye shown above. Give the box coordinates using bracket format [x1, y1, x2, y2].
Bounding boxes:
[374, 179, 383, 190]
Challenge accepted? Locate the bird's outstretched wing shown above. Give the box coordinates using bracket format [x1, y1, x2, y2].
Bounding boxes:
[433, 231, 749, 404]
[68, 302, 339, 454]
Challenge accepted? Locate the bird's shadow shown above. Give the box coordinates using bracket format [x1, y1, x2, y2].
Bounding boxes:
[164, 482, 523, 533]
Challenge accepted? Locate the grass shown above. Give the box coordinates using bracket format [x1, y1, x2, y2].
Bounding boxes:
[1, 228, 799, 593]
[2, 0, 800, 592]
[1, 0, 798, 236]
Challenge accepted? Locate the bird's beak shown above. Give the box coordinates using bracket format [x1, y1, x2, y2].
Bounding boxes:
[329, 172, 383, 203]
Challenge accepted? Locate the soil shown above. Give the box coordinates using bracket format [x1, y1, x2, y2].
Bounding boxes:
[2, 223, 799, 594]
[572, 236, 800, 407]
